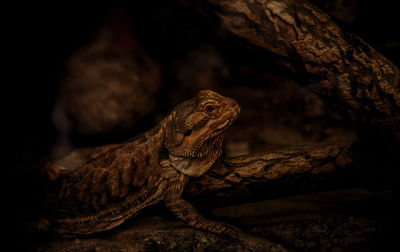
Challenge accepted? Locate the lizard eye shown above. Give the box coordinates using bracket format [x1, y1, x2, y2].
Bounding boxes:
[205, 105, 215, 112]
[184, 129, 192, 137]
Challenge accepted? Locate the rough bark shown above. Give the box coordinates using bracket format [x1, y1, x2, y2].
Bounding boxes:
[212, 189, 391, 251]
[34, 215, 287, 252]
[35, 189, 388, 252]
[186, 138, 356, 206]
[195, 0, 400, 138]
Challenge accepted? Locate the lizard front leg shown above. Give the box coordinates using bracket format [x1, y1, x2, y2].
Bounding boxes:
[164, 174, 238, 238]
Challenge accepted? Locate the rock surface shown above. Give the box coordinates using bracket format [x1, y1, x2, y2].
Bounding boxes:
[34, 189, 390, 251]
[35, 215, 286, 252]
[57, 10, 161, 137]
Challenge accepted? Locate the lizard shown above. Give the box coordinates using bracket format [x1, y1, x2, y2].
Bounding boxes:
[43, 90, 240, 237]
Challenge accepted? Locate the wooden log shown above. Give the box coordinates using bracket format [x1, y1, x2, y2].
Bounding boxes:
[186, 138, 357, 206]
[194, 0, 400, 138]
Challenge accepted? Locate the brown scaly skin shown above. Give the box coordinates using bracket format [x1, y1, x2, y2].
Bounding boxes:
[44, 90, 240, 237]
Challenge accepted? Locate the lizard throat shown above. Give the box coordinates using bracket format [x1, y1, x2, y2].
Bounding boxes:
[168, 135, 223, 177]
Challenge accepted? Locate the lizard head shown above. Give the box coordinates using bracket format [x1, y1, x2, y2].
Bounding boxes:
[164, 90, 240, 177]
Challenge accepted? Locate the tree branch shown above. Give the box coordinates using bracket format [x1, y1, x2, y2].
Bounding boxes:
[195, 0, 400, 138]
[186, 138, 357, 207]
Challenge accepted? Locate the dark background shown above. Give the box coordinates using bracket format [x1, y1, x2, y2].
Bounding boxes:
[8, 1, 400, 250]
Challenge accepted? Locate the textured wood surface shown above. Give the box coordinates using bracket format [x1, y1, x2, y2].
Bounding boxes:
[195, 0, 400, 138]
[186, 138, 356, 206]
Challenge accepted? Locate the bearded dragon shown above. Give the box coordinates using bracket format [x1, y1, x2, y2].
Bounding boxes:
[44, 90, 240, 237]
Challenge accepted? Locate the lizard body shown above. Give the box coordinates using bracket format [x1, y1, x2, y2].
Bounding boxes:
[45, 90, 240, 237]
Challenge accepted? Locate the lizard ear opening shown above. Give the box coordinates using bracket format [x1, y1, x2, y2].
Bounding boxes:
[184, 129, 192, 137]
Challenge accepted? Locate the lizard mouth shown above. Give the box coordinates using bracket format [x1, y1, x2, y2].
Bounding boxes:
[210, 103, 240, 136]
